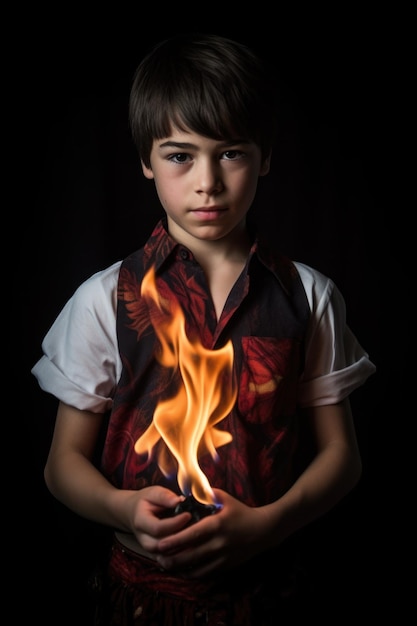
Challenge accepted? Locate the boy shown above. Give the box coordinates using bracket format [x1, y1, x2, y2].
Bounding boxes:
[32, 33, 376, 625]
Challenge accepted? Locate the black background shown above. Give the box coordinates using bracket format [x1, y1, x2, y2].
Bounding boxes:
[14, 10, 406, 624]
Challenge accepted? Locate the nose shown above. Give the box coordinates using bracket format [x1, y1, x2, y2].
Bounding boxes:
[195, 158, 223, 195]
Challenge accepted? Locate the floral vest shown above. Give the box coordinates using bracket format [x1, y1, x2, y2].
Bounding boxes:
[100, 222, 310, 507]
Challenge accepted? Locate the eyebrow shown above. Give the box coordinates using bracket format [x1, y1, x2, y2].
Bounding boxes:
[157, 139, 251, 150]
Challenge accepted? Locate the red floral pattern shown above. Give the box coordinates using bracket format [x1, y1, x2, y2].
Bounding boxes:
[101, 219, 309, 507]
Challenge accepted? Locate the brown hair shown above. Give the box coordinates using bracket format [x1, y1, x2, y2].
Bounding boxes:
[129, 33, 278, 168]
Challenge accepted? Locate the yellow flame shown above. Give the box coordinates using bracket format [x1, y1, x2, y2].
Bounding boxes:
[134, 267, 236, 505]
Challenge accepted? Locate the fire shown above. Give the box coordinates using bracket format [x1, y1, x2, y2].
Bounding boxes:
[134, 267, 237, 505]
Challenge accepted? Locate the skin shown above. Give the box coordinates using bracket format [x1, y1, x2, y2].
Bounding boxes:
[44, 126, 362, 579]
[142, 127, 271, 319]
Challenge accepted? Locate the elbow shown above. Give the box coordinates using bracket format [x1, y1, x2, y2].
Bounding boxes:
[44, 457, 60, 500]
[44, 460, 53, 494]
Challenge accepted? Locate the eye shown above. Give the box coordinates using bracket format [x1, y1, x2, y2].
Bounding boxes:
[222, 150, 245, 161]
[168, 153, 191, 164]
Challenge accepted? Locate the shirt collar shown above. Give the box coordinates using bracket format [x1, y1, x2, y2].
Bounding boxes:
[142, 217, 279, 277]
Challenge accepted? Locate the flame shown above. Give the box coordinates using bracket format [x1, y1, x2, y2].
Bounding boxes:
[134, 266, 236, 505]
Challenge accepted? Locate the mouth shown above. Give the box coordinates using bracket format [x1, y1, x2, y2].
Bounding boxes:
[191, 206, 227, 220]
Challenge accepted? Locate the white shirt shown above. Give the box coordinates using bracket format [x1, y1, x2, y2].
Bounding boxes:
[31, 260, 376, 413]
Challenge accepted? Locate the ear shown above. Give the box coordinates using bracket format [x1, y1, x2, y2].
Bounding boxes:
[259, 152, 271, 177]
[141, 160, 154, 179]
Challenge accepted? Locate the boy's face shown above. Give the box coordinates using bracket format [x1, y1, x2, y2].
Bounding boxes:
[141, 126, 270, 247]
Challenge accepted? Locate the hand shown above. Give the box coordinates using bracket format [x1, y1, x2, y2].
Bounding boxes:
[126, 486, 192, 554]
[153, 489, 270, 578]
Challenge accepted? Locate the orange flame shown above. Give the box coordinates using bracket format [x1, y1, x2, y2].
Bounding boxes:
[134, 267, 236, 505]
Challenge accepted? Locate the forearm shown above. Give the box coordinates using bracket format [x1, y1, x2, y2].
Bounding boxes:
[44, 402, 140, 532]
[44, 402, 186, 545]
[44, 449, 136, 532]
[263, 436, 362, 549]
[258, 400, 362, 547]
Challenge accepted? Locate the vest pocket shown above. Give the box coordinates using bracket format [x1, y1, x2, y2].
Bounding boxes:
[237, 336, 298, 423]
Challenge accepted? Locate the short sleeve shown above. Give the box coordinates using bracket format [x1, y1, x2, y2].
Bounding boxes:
[31, 261, 122, 413]
[295, 262, 376, 407]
